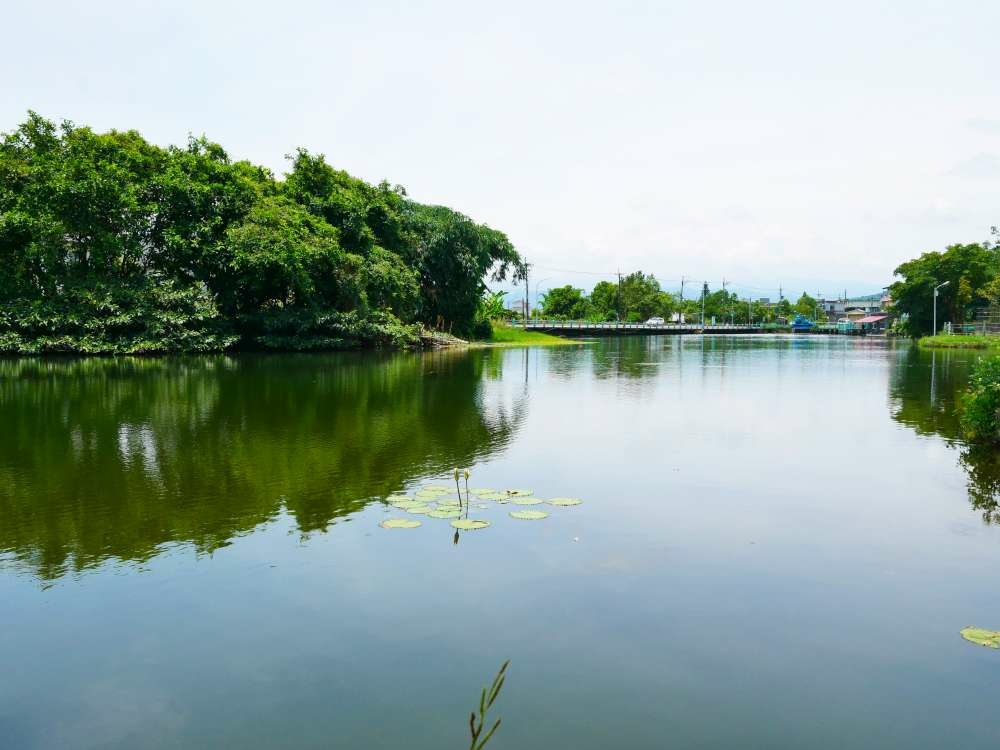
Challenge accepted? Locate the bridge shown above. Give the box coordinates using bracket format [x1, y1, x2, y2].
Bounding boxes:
[516, 320, 859, 337]
[517, 320, 767, 337]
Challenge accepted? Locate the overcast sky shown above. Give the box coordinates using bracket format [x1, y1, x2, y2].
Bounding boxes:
[4, 0, 999, 300]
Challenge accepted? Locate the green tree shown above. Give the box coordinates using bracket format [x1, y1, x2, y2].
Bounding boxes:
[540, 285, 590, 319]
[589, 280, 620, 321]
[619, 272, 675, 321]
[890, 243, 996, 336]
[774, 298, 793, 320]
[961, 356, 1000, 445]
[0, 113, 524, 351]
[793, 292, 818, 319]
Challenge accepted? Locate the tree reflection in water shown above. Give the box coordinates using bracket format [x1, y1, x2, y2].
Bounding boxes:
[889, 345, 1000, 522]
[0, 350, 526, 580]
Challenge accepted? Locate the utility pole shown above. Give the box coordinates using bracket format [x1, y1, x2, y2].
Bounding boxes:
[616, 269, 623, 322]
[524, 269, 529, 321]
[701, 281, 708, 328]
[680, 276, 686, 302]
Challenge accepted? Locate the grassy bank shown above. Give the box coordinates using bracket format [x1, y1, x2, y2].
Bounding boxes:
[483, 324, 583, 346]
[917, 334, 1000, 350]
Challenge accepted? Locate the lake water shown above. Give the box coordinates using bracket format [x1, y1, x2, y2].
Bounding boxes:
[2, 337, 999, 749]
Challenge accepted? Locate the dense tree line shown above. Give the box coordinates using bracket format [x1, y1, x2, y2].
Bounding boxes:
[0, 113, 525, 353]
[538, 272, 821, 324]
[889, 234, 1000, 337]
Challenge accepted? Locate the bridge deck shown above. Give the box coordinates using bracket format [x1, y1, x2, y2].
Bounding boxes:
[518, 321, 766, 336]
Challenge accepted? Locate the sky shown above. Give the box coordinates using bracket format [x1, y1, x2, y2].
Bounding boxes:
[3, 0, 999, 302]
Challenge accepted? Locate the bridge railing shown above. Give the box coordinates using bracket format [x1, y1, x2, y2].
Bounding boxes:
[515, 319, 763, 330]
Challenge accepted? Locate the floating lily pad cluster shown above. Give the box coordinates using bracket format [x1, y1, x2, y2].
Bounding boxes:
[960, 627, 1000, 649]
[378, 471, 583, 531]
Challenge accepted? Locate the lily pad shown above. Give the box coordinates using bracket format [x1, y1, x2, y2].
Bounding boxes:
[381, 518, 422, 529]
[477, 492, 507, 502]
[427, 508, 463, 519]
[549, 497, 583, 506]
[405, 504, 432, 515]
[450, 519, 490, 531]
[435, 499, 461, 508]
[469, 488, 496, 495]
[510, 510, 548, 520]
[386, 494, 411, 502]
[391, 499, 428, 509]
[505, 489, 533, 497]
[415, 489, 449, 500]
[960, 627, 1000, 648]
[510, 497, 544, 505]
[422, 484, 452, 492]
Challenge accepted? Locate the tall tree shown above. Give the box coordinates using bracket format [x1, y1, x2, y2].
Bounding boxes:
[793, 292, 818, 319]
[890, 243, 995, 336]
[589, 280, 620, 321]
[540, 285, 590, 319]
[0, 113, 525, 352]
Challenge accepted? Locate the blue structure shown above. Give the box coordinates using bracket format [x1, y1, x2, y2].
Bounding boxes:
[790, 314, 815, 332]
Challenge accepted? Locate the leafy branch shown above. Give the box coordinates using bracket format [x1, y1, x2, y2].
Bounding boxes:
[468, 660, 509, 750]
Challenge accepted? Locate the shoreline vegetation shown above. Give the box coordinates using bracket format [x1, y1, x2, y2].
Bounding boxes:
[0, 114, 526, 355]
[918, 335, 1000, 350]
[481, 324, 584, 346]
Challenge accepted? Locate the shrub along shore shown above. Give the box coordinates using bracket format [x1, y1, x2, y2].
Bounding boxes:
[0, 114, 526, 354]
[918, 335, 1000, 350]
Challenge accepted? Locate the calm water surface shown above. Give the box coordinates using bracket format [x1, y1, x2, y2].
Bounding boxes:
[2, 337, 999, 749]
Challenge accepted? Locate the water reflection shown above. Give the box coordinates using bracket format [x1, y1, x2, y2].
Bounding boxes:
[0, 351, 526, 579]
[889, 346, 1000, 521]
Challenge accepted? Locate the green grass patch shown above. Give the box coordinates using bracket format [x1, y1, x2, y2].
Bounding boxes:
[917, 334, 1000, 350]
[484, 324, 582, 346]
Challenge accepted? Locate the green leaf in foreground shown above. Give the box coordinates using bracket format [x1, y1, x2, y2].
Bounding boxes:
[469, 488, 496, 495]
[505, 489, 533, 497]
[405, 505, 432, 514]
[469, 659, 509, 750]
[548, 497, 583, 506]
[381, 518, 422, 529]
[960, 627, 1000, 648]
[386, 494, 411, 502]
[450, 519, 490, 531]
[422, 484, 451, 492]
[509, 510, 548, 520]
[510, 497, 544, 505]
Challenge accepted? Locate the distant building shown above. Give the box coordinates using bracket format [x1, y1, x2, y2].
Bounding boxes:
[507, 299, 528, 316]
[857, 314, 890, 332]
[818, 293, 888, 323]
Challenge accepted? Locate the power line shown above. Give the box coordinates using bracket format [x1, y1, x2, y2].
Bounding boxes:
[527, 263, 880, 298]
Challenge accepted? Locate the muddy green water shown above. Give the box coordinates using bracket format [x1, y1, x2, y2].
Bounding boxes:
[2, 337, 999, 749]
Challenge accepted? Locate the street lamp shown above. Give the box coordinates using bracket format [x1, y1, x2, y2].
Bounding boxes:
[933, 280, 950, 336]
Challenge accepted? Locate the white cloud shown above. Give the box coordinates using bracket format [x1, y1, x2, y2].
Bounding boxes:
[2, 0, 999, 293]
[947, 154, 1000, 179]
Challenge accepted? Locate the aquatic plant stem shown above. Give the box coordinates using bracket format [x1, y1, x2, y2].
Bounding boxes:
[469, 660, 508, 750]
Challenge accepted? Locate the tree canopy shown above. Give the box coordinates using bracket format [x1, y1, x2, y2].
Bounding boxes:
[889, 242, 999, 336]
[540, 285, 591, 319]
[0, 113, 526, 353]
